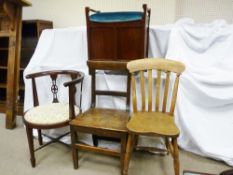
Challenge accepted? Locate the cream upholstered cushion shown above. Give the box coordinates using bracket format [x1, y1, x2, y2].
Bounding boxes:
[24, 103, 80, 125]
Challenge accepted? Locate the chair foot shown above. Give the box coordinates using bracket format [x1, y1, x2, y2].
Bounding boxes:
[73, 150, 79, 170]
[172, 138, 180, 175]
[92, 135, 99, 147]
[70, 127, 79, 169]
[121, 135, 127, 175]
[123, 134, 134, 175]
[30, 158, 36, 167]
[26, 126, 36, 168]
[73, 164, 78, 169]
[123, 170, 128, 175]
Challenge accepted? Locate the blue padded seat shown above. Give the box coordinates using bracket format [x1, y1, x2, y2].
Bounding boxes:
[89, 12, 143, 23]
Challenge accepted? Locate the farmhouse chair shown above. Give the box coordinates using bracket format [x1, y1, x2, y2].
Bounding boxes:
[124, 58, 185, 175]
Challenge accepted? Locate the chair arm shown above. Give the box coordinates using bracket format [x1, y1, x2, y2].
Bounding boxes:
[63, 72, 84, 119]
[26, 70, 82, 79]
[63, 72, 84, 87]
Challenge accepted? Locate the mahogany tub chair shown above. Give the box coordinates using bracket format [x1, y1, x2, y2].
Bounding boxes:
[123, 58, 185, 175]
[23, 70, 84, 167]
[70, 60, 130, 175]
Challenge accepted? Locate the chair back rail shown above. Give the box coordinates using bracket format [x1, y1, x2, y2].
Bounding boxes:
[26, 70, 84, 119]
[128, 58, 185, 115]
[88, 60, 131, 111]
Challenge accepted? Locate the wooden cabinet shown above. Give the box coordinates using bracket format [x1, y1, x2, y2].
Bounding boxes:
[0, 0, 31, 129]
[0, 37, 8, 112]
[86, 4, 150, 63]
[18, 20, 53, 115]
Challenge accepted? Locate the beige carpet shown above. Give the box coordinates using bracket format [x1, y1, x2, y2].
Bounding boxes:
[0, 114, 230, 175]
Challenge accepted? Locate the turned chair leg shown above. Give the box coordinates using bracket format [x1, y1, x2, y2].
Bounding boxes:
[134, 135, 139, 148]
[121, 135, 127, 175]
[123, 134, 134, 175]
[92, 135, 99, 147]
[70, 128, 79, 169]
[172, 138, 180, 175]
[26, 126, 36, 167]
[37, 129, 43, 145]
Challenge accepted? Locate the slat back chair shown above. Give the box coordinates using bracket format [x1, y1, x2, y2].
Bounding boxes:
[123, 58, 185, 175]
[70, 60, 130, 175]
[23, 70, 84, 167]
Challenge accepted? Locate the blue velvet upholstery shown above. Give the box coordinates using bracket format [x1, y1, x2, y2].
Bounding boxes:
[89, 12, 143, 23]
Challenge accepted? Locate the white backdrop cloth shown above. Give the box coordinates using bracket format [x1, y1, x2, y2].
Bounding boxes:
[166, 18, 233, 166]
[24, 21, 233, 165]
[24, 25, 171, 112]
[23, 25, 171, 144]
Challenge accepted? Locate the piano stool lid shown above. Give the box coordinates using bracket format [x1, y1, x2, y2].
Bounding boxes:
[89, 11, 143, 23]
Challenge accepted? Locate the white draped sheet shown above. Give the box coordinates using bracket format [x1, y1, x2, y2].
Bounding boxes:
[23, 25, 171, 145]
[24, 25, 171, 112]
[166, 18, 233, 166]
[24, 20, 233, 165]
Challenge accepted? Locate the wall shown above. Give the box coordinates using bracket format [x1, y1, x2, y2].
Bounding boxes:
[22, 0, 233, 28]
[175, 0, 233, 23]
[22, 0, 176, 28]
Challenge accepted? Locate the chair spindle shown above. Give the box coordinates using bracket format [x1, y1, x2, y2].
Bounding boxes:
[155, 70, 161, 112]
[148, 69, 152, 112]
[132, 74, 137, 112]
[140, 71, 145, 112]
[169, 74, 180, 115]
[162, 71, 170, 113]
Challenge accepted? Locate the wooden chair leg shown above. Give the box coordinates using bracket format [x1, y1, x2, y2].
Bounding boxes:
[134, 135, 139, 147]
[121, 134, 127, 175]
[92, 135, 99, 147]
[172, 138, 180, 175]
[70, 127, 79, 169]
[26, 126, 35, 167]
[165, 138, 170, 155]
[37, 129, 43, 145]
[123, 134, 134, 175]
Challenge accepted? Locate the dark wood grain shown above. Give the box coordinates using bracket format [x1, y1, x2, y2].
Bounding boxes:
[86, 4, 150, 63]
[70, 62, 130, 175]
[0, 0, 31, 129]
[23, 70, 84, 167]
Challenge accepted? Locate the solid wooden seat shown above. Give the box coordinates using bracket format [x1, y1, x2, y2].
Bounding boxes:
[70, 108, 128, 132]
[123, 58, 185, 175]
[70, 61, 131, 175]
[23, 70, 84, 167]
[127, 112, 179, 137]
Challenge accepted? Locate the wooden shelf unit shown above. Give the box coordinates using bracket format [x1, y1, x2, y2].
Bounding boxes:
[0, 44, 8, 105]
[0, 0, 31, 129]
[17, 20, 53, 115]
